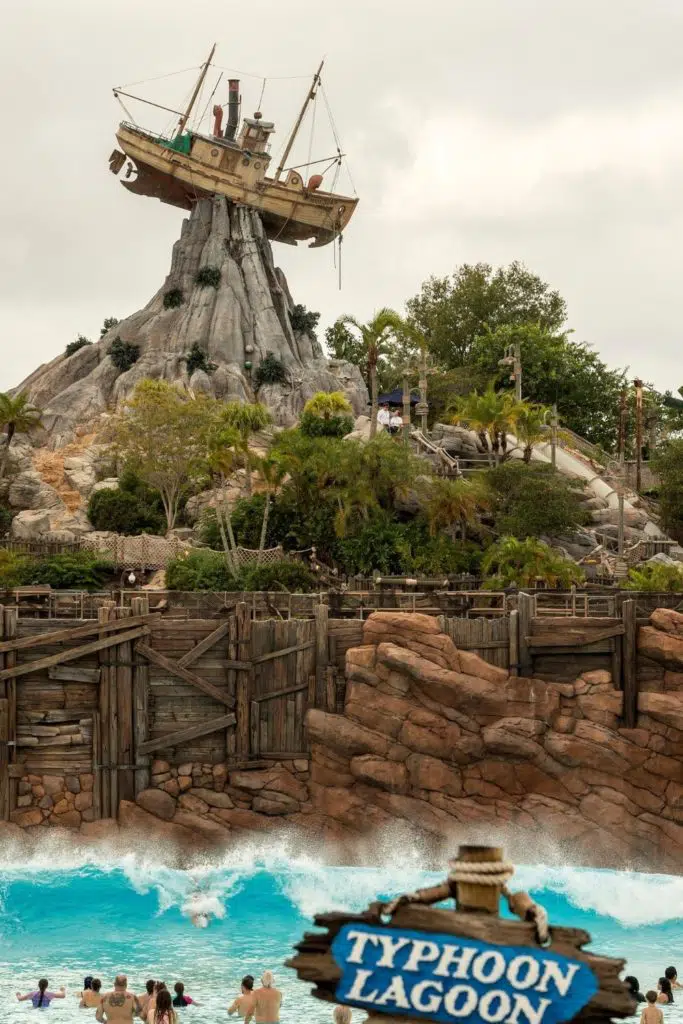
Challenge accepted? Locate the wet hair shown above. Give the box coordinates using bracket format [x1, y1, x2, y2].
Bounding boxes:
[84, 977, 93, 991]
[242, 976, 254, 992]
[659, 978, 674, 1002]
[37, 980, 48, 1009]
[334, 1007, 352, 1024]
[173, 982, 189, 1008]
[647, 992, 657, 1004]
[262, 971, 274, 988]
[92, 980, 102, 994]
[666, 967, 678, 981]
[155, 988, 173, 1021]
[146, 980, 156, 995]
[625, 977, 640, 996]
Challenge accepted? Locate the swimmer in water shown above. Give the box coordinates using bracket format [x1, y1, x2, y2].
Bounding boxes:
[228, 976, 255, 1017]
[641, 991, 664, 1024]
[191, 913, 209, 928]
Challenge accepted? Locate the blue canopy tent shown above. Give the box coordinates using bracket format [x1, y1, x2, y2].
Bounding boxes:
[374, 389, 420, 407]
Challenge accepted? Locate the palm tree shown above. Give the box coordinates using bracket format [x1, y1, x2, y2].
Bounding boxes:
[448, 386, 520, 465]
[221, 401, 272, 495]
[482, 535, 583, 589]
[206, 422, 242, 574]
[514, 402, 550, 463]
[302, 391, 353, 420]
[336, 309, 404, 438]
[420, 477, 490, 542]
[0, 392, 43, 478]
[255, 454, 286, 562]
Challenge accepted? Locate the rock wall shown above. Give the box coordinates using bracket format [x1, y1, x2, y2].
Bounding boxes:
[15, 197, 367, 450]
[306, 611, 683, 872]
[11, 771, 95, 831]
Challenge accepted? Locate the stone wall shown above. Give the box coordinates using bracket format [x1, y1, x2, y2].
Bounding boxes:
[11, 771, 95, 831]
[305, 611, 683, 872]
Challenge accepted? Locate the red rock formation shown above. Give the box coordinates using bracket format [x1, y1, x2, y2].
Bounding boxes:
[306, 611, 683, 871]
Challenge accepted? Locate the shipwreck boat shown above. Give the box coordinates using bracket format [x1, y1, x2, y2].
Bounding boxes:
[109, 46, 358, 247]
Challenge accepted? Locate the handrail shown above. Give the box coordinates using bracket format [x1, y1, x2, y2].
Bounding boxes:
[411, 429, 461, 473]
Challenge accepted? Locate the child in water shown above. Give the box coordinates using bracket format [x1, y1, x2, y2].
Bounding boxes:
[642, 991, 664, 1024]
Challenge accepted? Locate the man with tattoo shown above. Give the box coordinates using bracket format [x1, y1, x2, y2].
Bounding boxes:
[96, 975, 141, 1023]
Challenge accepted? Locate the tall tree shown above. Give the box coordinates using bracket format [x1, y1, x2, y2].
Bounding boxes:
[110, 380, 216, 532]
[0, 392, 43, 478]
[335, 309, 405, 437]
[255, 454, 286, 561]
[406, 261, 567, 368]
[513, 402, 550, 463]
[221, 401, 272, 495]
[420, 477, 489, 541]
[448, 386, 521, 464]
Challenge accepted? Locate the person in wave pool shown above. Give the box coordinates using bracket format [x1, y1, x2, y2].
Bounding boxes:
[665, 967, 682, 991]
[228, 976, 255, 1017]
[625, 977, 646, 1003]
[150, 988, 177, 1024]
[16, 979, 66, 1009]
[642, 991, 664, 1024]
[96, 974, 142, 1022]
[245, 971, 282, 1024]
[172, 983, 200, 1008]
[657, 978, 674, 1004]
[80, 979, 103, 1009]
[333, 1008, 352, 1024]
[137, 981, 156, 1019]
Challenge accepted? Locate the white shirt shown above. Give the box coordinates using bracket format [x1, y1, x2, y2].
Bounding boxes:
[377, 408, 391, 426]
[390, 414, 403, 427]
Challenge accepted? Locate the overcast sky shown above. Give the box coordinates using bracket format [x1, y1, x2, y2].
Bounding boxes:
[2, 0, 683, 392]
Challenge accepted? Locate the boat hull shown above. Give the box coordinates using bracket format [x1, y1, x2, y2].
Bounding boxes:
[114, 124, 358, 247]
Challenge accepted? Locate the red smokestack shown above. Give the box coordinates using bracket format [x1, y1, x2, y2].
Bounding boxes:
[212, 104, 223, 138]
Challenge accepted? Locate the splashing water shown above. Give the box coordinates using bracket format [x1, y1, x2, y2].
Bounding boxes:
[0, 837, 681, 1024]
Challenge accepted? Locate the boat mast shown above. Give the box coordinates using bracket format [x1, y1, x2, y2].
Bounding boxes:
[176, 43, 217, 136]
[275, 59, 324, 181]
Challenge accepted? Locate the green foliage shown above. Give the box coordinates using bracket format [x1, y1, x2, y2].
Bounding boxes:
[622, 561, 683, 592]
[652, 439, 683, 543]
[201, 494, 274, 551]
[167, 549, 237, 591]
[325, 321, 365, 367]
[300, 392, 354, 438]
[185, 343, 215, 377]
[19, 552, 115, 590]
[163, 288, 185, 309]
[242, 559, 318, 593]
[481, 536, 584, 589]
[196, 265, 221, 288]
[254, 353, 287, 388]
[487, 462, 588, 539]
[87, 487, 165, 535]
[109, 337, 140, 373]
[470, 323, 627, 451]
[0, 550, 29, 587]
[425, 366, 490, 426]
[0, 503, 13, 536]
[449, 385, 520, 461]
[336, 513, 480, 576]
[406, 261, 567, 368]
[420, 476, 490, 540]
[289, 304, 320, 337]
[100, 317, 120, 338]
[65, 335, 92, 357]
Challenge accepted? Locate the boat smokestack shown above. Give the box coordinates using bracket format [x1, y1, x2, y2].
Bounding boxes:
[212, 105, 224, 138]
[225, 79, 240, 140]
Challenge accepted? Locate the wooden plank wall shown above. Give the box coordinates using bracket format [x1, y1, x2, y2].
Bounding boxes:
[146, 619, 234, 765]
[440, 616, 510, 670]
[249, 618, 316, 758]
[328, 619, 364, 672]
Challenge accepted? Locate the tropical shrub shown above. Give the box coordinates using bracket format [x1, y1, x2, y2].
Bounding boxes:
[185, 343, 215, 377]
[19, 552, 115, 590]
[254, 353, 287, 388]
[289, 304, 320, 337]
[100, 317, 120, 337]
[622, 561, 683, 592]
[481, 536, 584, 589]
[487, 462, 588, 539]
[109, 337, 140, 372]
[166, 549, 238, 591]
[242, 559, 318, 593]
[0, 503, 14, 536]
[0, 550, 29, 587]
[87, 487, 165, 535]
[196, 266, 221, 288]
[200, 494, 275, 551]
[65, 335, 92, 357]
[163, 288, 184, 309]
[299, 392, 354, 438]
[651, 439, 683, 543]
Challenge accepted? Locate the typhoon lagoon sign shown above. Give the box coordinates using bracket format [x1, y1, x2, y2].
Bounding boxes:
[331, 925, 598, 1024]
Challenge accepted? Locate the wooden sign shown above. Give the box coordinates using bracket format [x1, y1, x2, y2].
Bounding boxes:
[330, 923, 598, 1024]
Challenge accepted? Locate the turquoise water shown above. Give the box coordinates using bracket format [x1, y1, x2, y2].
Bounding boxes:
[1, 840, 682, 1023]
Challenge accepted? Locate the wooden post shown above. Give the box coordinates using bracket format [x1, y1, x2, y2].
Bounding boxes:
[130, 596, 150, 796]
[508, 609, 519, 677]
[622, 598, 638, 728]
[454, 845, 503, 915]
[92, 710, 102, 820]
[115, 606, 134, 803]
[516, 592, 533, 677]
[235, 602, 250, 758]
[314, 602, 328, 707]
[4, 608, 17, 817]
[0, 604, 6, 822]
[402, 373, 411, 447]
[634, 378, 643, 494]
[98, 602, 115, 819]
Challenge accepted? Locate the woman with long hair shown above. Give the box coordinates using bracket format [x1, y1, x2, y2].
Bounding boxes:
[150, 988, 177, 1024]
[79, 978, 102, 1008]
[657, 978, 674, 1004]
[16, 979, 66, 1008]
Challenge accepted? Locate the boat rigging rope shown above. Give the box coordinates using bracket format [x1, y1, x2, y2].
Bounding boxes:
[321, 82, 358, 196]
[257, 77, 267, 112]
[114, 93, 137, 126]
[198, 72, 224, 132]
[307, 89, 318, 172]
[116, 65, 201, 90]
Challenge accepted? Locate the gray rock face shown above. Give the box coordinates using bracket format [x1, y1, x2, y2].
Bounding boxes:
[9, 472, 63, 510]
[15, 198, 368, 447]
